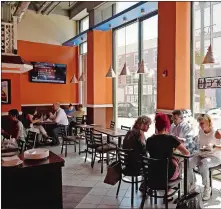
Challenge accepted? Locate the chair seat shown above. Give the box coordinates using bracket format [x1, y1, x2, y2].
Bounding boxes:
[122, 167, 143, 177]
[63, 136, 78, 141]
[88, 144, 100, 149]
[96, 144, 116, 153]
[168, 177, 182, 188]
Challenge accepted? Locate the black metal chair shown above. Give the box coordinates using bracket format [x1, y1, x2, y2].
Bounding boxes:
[110, 121, 115, 128]
[92, 132, 117, 173]
[194, 164, 221, 195]
[84, 128, 101, 167]
[60, 125, 78, 157]
[25, 131, 37, 150]
[18, 140, 25, 153]
[140, 156, 181, 209]
[116, 148, 143, 206]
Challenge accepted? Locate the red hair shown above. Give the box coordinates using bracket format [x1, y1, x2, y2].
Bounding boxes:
[155, 113, 171, 132]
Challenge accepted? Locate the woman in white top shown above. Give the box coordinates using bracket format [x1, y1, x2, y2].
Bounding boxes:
[188, 114, 221, 201]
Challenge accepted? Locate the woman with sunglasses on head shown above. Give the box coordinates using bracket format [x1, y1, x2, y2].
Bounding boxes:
[123, 116, 152, 173]
[188, 114, 221, 201]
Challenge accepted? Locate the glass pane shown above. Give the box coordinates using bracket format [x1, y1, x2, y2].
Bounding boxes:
[115, 22, 138, 128]
[116, 2, 139, 13]
[141, 15, 158, 137]
[193, 2, 221, 131]
[80, 16, 89, 32]
[79, 54, 87, 109]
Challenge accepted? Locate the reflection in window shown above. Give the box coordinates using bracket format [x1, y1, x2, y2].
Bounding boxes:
[193, 2, 221, 131]
[116, 2, 139, 13]
[79, 16, 89, 33]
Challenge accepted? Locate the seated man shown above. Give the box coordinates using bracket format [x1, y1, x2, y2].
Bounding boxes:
[49, 103, 69, 146]
[170, 109, 195, 153]
[65, 104, 76, 122]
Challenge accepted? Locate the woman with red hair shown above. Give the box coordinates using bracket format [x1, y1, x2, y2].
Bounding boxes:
[146, 113, 190, 183]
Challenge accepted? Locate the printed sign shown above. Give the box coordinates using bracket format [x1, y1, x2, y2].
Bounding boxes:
[198, 76, 221, 89]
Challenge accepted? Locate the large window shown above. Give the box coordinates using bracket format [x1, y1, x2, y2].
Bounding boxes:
[141, 15, 158, 136]
[116, 2, 139, 13]
[115, 22, 139, 128]
[193, 2, 221, 130]
[114, 11, 158, 131]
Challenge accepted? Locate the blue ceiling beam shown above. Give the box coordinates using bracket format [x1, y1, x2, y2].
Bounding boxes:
[62, 1, 158, 47]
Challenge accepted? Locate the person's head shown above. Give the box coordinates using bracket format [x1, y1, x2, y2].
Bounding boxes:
[9, 109, 19, 121]
[78, 104, 83, 111]
[172, 110, 184, 125]
[155, 113, 171, 134]
[69, 103, 73, 110]
[133, 115, 152, 132]
[197, 114, 212, 131]
[53, 102, 60, 111]
[29, 108, 37, 115]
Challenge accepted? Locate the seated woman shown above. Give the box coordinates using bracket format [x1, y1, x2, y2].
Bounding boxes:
[68, 104, 85, 135]
[146, 113, 189, 197]
[123, 115, 152, 174]
[26, 109, 50, 142]
[188, 114, 221, 201]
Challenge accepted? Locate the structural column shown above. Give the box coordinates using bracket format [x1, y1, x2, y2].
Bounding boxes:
[157, 2, 191, 114]
[86, 30, 113, 127]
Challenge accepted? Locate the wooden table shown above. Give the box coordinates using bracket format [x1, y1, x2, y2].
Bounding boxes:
[93, 126, 128, 147]
[2, 151, 65, 209]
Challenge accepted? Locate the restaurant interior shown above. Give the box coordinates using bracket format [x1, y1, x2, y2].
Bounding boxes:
[1, 1, 221, 209]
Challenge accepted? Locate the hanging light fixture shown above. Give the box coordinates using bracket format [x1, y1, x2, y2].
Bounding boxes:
[120, 25, 130, 76]
[137, 59, 148, 74]
[106, 66, 116, 78]
[202, 2, 216, 65]
[78, 73, 85, 81]
[70, 75, 78, 83]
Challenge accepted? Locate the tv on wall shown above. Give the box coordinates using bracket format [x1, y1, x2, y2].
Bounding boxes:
[29, 62, 67, 84]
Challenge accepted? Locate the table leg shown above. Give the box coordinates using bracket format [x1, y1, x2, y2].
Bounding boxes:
[118, 136, 122, 148]
[184, 158, 189, 196]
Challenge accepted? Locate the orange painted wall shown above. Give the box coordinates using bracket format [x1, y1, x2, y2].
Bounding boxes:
[1, 73, 21, 112]
[87, 30, 112, 105]
[18, 40, 78, 104]
[157, 2, 190, 111]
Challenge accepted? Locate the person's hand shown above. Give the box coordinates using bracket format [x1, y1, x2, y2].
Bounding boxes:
[215, 129, 221, 139]
[49, 112, 53, 117]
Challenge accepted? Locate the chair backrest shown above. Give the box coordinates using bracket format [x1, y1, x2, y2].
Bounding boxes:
[83, 115, 87, 124]
[85, 128, 94, 146]
[92, 132, 103, 146]
[121, 125, 131, 131]
[110, 121, 115, 129]
[60, 125, 68, 137]
[18, 140, 25, 153]
[142, 156, 169, 190]
[76, 117, 83, 124]
[25, 131, 37, 150]
[117, 148, 134, 168]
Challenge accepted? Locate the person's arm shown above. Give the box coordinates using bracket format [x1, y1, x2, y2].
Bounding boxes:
[176, 143, 190, 156]
[54, 110, 62, 124]
[177, 123, 194, 143]
[49, 112, 56, 120]
[28, 114, 40, 124]
[172, 136, 190, 156]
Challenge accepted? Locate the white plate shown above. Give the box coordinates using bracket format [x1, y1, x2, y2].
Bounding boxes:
[2, 159, 23, 167]
[24, 148, 49, 160]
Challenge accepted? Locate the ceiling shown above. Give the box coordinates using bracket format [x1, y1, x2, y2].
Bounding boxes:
[1, 1, 104, 21]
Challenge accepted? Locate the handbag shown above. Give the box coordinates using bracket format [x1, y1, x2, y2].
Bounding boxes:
[176, 192, 204, 209]
[104, 161, 121, 185]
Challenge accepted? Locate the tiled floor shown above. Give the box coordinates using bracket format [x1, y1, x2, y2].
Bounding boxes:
[47, 142, 221, 209]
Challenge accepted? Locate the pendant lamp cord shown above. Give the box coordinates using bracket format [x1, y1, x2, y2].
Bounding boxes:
[125, 26, 126, 64]
[210, 2, 212, 45]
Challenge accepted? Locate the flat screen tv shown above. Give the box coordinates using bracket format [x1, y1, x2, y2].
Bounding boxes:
[29, 62, 67, 84]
